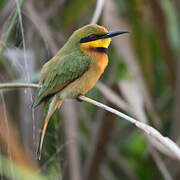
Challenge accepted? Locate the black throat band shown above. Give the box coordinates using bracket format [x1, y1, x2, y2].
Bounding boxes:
[95, 47, 108, 54]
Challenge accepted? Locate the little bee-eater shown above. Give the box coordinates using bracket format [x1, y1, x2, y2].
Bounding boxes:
[33, 24, 128, 158]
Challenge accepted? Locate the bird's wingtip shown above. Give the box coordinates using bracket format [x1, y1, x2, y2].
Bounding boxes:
[32, 100, 39, 109]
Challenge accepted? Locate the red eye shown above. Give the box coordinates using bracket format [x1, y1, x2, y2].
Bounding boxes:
[88, 34, 96, 40]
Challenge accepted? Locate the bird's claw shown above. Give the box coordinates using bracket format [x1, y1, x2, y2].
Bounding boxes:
[76, 94, 83, 102]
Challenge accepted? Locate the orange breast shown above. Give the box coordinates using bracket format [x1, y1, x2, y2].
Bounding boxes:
[95, 53, 108, 74]
[59, 53, 108, 99]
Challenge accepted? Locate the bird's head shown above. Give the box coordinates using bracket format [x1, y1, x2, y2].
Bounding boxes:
[65, 24, 129, 55]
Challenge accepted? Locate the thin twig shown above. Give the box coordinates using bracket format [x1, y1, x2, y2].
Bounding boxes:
[78, 95, 180, 161]
[0, 82, 180, 161]
[0, 83, 41, 89]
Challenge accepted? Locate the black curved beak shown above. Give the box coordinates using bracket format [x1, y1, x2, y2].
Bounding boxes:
[80, 30, 129, 43]
[100, 30, 129, 39]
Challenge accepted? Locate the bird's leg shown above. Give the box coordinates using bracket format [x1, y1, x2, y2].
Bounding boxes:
[76, 93, 83, 102]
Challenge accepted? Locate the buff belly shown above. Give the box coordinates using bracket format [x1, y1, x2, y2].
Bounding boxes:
[59, 54, 108, 99]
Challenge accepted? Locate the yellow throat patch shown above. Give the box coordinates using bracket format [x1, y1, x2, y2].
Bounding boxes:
[80, 38, 111, 51]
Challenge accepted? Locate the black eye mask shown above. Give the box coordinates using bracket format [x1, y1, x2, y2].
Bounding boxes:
[80, 33, 102, 43]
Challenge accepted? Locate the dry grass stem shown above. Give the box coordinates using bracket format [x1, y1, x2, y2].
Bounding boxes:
[1, 82, 180, 161]
[79, 95, 180, 161]
[0, 83, 41, 89]
[90, 0, 104, 24]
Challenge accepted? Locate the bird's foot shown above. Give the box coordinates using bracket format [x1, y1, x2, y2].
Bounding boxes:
[76, 94, 83, 102]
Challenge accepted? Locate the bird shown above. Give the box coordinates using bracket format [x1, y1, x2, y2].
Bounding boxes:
[33, 24, 128, 159]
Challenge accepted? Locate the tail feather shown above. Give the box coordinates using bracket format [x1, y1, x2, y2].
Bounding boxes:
[37, 95, 63, 160]
[32, 94, 44, 108]
[32, 92, 55, 108]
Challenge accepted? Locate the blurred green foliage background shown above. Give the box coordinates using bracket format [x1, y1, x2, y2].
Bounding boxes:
[0, 0, 180, 180]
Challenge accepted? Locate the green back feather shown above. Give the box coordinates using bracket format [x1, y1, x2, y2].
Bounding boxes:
[33, 52, 91, 108]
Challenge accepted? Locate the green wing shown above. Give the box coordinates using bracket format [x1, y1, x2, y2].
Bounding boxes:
[33, 53, 91, 108]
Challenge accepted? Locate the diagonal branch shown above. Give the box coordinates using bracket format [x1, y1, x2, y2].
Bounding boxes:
[0, 82, 180, 161]
[79, 95, 180, 160]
